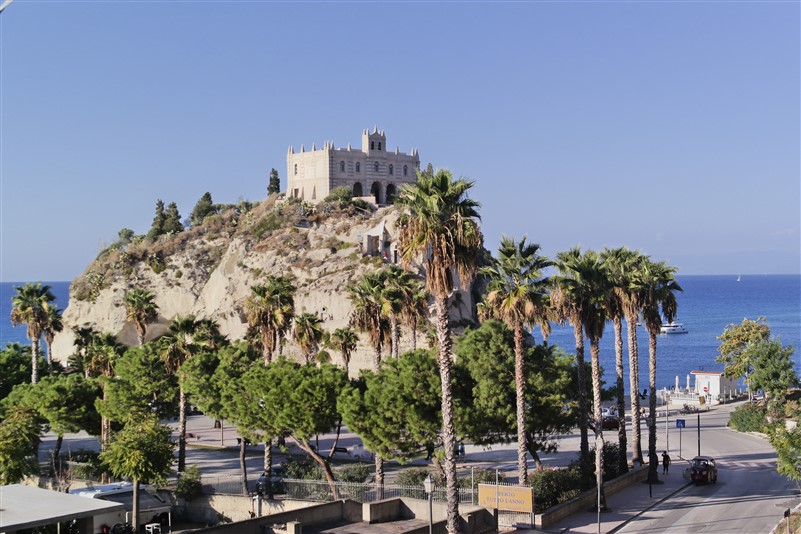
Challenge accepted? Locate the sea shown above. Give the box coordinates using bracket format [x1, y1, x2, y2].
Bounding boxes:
[1, 276, 800, 394]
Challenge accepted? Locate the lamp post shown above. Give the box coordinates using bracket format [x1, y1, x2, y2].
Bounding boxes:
[423, 474, 434, 534]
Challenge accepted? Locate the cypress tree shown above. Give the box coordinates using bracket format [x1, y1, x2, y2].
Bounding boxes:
[268, 168, 280, 195]
[190, 192, 215, 227]
[147, 199, 166, 241]
[163, 202, 184, 234]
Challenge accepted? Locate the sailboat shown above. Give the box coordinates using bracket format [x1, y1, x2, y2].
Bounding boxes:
[737, 275, 741, 282]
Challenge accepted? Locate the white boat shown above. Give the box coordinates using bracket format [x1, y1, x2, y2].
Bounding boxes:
[660, 322, 688, 335]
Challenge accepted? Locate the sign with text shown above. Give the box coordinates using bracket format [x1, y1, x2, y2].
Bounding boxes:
[477, 484, 533, 513]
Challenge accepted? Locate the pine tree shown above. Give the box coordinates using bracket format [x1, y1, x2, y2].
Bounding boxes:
[268, 168, 281, 195]
[163, 202, 184, 234]
[190, 192, 215, 227]
[147, 199, 166, 241]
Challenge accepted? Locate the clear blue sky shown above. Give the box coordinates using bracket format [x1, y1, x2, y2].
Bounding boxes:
[1, 1, 798, 282]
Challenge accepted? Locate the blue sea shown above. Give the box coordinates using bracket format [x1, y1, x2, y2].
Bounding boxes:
[1, 276, 800, 393]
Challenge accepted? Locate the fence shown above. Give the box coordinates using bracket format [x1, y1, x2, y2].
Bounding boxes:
[200, 476, 529, 527]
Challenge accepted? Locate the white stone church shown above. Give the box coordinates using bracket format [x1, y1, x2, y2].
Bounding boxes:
[286, 127, 420, 204]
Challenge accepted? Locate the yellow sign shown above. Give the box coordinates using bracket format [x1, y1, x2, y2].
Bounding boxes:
[477, 484, 534, 513]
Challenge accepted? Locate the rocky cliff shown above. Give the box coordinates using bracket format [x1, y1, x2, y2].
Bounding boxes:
[51, 196, 478, 372]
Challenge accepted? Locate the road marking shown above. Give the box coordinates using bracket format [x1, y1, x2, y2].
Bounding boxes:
[719, 460, 777, 469]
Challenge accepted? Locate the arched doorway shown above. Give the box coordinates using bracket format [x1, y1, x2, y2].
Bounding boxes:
[385, 184, 397, 204]
[353, 182, 363, 197]
[370, 182, 382, 205]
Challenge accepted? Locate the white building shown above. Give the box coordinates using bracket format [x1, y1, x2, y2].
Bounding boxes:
[692, 370, 738, 400]
[287, 127, 420, 204]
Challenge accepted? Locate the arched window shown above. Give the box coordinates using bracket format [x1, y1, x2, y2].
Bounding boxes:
[371, 182, 382, 205]
[340, 161, 345, 172]
[294, 164, 298, 175]
[386, 184, 396, 204]
[389, 164, 394, 175]
[403, 165, 408, 176]
[356, 162, 360, 173]
[378, 142, 382, 151]
[371, 141, 375, 150]
[353, 182, 363, 197]
[374, 162, 379, 173]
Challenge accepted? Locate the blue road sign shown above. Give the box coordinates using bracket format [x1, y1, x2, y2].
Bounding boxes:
[676, 419, 686, 428]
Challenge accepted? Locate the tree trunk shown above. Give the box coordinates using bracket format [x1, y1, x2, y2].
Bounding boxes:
[294, 437, 339, 500]
[31, 338, 40, 384]
[627, 316, 643, 464]
[613, 317, 628, 474]
[264, 438, 273, 498]
[411, 317, 418, 352]
[434, 295, 460, 534]
[391, 317, 400, 358]
[513, 322, 528, 485]
[375, 455, 385, 500]
[590, 340, 607, 510]
[132, 478, 140, 532]
[178, 387, 187, 472]
[573, 322, 590, 470]
[53, 434, 64, 467]
[646, 333, 660, 484]
[239, 438, 249, 495]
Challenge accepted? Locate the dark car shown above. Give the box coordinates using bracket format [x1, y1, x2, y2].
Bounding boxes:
[688, 455, 717, 485]
[601, 415, 620, 430]
[256, 465, 286, 497]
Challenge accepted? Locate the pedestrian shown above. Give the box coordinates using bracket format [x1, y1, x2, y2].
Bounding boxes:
[458, 441, 465, 460]
[662, 451, 671, 474]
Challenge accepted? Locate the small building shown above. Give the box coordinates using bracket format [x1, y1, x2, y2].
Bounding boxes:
[287, 127, 420, 204]
[0, 484, 125, 534]
[691, 370, 738, 400]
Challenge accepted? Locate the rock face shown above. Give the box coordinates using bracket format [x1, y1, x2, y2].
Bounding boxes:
[51, 198, 478, 374]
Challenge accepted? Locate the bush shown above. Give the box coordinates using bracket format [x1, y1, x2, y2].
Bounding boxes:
[175, 465, 203, 500]
[531, 467, 583, 511]
[284, 457, 324, 480]
[335, 463, 370, 483]
[729, 402, 769, 432]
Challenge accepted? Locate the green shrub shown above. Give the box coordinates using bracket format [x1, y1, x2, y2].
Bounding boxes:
[729, 402, 768, 432]
[335, 463, 370, 483]
[175, 465, 203, 500]
[395, 467, 433, 488]
[284, 457, 324, 480]
[531, 467, 583, 511]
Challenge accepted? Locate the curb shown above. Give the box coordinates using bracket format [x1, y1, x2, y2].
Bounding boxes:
[607, 480, 693, 534]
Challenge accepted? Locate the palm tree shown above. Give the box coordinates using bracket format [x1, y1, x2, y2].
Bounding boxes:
[85, 333, 125, 454]
[124, 289, 159, 345]
[479, 235, 551, 485]
[71, 325, 100, 377]
[161, 315, 220, 472]
[402, 284, 429, 352]
[553, 247, 608, 511]
[633, 258, 682, 484]
[383, 265, 416, 358]
[11, 282, 55, 384]
[396, 169, 483, 533]
[599, 247, 635, 474]
[43, 304, 63, 374]
[327, 327, 358, 371]
[551, 250, 591, 475]
[292, 312, 324, 364]
[245, 276, 296, 363]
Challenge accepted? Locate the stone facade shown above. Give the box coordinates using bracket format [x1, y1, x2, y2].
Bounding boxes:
[286, 127, 420, 204]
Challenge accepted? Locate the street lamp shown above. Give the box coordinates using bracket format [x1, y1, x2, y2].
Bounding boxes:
[423, 474, 434, 534]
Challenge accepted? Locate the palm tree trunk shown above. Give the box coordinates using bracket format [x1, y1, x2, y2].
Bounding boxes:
[434, 295, 460, 534]
[375, 455, 385, 499]
[391, 317, 400, 358]
[573, 322, 590, 469]
[411, 317, 418, 352]
[31, 338, 40, 384]
[178, 388, 187, 472]
[132, 478, 140, 532]
[513, 323, 528, 485]
[613, 317, 628, 473]
[590, 340, 607, 510]
[239, 438, 248, 495]
[264, 438, 273, 498]
[627, 317, 643, 464]
[647, 333, 660, 484]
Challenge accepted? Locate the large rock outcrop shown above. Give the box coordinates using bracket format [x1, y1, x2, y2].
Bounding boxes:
[51, 198, 478, 373]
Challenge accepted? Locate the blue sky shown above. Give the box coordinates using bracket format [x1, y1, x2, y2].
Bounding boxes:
[1, 1, 799, 282]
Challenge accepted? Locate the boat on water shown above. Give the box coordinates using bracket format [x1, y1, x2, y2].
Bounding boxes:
[660, 322, 688, 335]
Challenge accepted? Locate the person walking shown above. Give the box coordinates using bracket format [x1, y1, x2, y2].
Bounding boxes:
[662, 451, 671, 474]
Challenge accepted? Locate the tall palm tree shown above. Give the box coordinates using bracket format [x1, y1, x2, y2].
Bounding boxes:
[71, 325, 100, 377]
[382, 265, 415, 358]
[551, 250, 591, 475]
[43, 304, 63, 374]
[11, 282, 55, 384]
[479, 235, 551, 485]
[85, 333, 125, 453]
[633, 258, 682, 484]
[599, 247, 635, 473]
[292, 312, 324, 364]
[124, 289, 159, 345]
[553, 247, 608, 510]
[401, 283, 429, 352]
[161, 315, 220, 472]
[327, 327, 359, 372]
[396, 169, 483, 533]
[348, 271, 392, 490]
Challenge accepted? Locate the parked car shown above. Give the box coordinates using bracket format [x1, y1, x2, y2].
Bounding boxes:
[688, 455, 717, 485]
[601, 415, 620, 430]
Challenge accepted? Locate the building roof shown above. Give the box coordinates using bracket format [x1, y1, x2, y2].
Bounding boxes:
[691, 370, 724, 375]
[0, 484, 125, 531]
